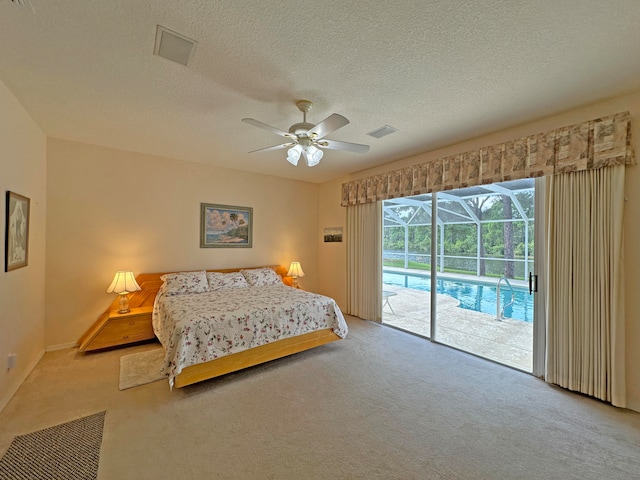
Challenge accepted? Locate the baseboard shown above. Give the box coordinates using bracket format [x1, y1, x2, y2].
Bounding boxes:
[626, 399, 640, 414]
[45, 342, 78, 352]
[0, 348, 45, 414]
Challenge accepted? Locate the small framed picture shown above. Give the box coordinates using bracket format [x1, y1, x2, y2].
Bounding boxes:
[200, 203, 253, 248]
[323, 227, 343, 243]
[5, 191, 30, 271]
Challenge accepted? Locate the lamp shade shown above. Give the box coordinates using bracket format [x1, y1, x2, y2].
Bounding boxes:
[287, 145, 303, 166]
[304, 145, 323, 167]
[106, 271, 141, 294]
[287, 262, 305, 278]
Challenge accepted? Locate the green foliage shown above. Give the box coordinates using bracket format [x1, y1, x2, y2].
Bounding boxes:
[383, 259, 431, 270]
[384, 227, 432, 253]
[227, 225, 248, 240]
[383, 189, 535, 279]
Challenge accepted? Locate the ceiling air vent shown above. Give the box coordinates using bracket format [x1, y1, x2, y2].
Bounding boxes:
[367, 125, 399, 139]
[153, 26, 197, 67]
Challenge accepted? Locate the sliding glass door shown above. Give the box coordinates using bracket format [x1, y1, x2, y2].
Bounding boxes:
[382, 179, 542, 373]
[382, 195, 434, 338]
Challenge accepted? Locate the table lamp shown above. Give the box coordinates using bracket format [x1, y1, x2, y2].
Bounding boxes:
[106, 271, 141, 313]
[287, 261, 305, 288]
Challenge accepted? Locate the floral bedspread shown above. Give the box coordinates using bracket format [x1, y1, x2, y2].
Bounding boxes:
[152, 285, 348, 387]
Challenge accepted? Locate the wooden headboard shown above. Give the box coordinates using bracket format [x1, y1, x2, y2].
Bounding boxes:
[108, 265, 293, 311]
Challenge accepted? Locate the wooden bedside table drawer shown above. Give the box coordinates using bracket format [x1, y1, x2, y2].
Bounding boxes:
[97, 316, 153, 344]
[79, 306, 155, 351]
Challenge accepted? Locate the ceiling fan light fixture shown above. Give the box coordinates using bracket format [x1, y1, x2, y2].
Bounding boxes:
[304, 145, 323, 167]
[243, 100, 369, 167]
[287, 145, 303, 166]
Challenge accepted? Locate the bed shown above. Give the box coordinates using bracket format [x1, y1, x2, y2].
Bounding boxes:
[148, 266, 348, 388]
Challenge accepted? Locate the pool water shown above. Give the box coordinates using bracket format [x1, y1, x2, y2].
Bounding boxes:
[383, 272, 534, 322]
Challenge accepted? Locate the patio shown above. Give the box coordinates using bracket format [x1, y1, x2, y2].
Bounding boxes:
[381, 284, 533, 372]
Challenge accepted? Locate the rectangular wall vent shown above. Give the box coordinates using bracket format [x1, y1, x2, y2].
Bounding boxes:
[367, 125, 399, 139]
[154, 26, 197, 67]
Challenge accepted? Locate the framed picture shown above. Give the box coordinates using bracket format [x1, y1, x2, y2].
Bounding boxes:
[200, 203, 253, 248]
[5, 191, 30, 272]
[323, 227, 343, 243]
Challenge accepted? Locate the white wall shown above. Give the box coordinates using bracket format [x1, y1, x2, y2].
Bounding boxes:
[318, 91, 640, 411]
[0, 80, 47, 411]
[317, 180, 347, 310]
[45, 139, 319, 347]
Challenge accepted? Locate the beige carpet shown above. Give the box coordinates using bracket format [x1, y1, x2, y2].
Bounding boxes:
[3, 316, 640, 479]
[118, 348, 166, 390]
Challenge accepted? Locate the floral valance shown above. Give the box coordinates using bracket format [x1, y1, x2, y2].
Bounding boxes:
[341, 111, 635, 206]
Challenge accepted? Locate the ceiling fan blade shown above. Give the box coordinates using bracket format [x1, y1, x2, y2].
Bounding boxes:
[317, 139, 370, 153]
[242, 118, 294, 138]
[248, 142, 295, 154]
[308, 113, 350, 140]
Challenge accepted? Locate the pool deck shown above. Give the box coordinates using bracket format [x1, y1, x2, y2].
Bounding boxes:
[381, 274, 533, 372]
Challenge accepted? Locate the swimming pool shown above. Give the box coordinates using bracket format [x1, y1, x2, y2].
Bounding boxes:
[383, 271, 534, 322]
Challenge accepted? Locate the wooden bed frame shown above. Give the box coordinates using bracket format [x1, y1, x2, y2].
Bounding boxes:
[84, 265, 343, 388]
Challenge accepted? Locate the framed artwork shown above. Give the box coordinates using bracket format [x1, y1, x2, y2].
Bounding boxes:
[200, 203, 253, 248]
[5, 191, 30, 272]
[323, 227, 343, 243]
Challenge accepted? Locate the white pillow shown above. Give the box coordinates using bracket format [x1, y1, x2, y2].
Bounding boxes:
[241, 268, 283, 287]
[207, 271, 250, 291]
[161, 270, 209, 296]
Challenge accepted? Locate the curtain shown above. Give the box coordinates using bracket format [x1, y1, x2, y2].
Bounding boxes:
[341, 111, 634, 207]
[545, 165, 626, 407]
[346, 201, 382, 322]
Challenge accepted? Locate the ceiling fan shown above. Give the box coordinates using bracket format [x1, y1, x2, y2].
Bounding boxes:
[241, 100, 370, 167]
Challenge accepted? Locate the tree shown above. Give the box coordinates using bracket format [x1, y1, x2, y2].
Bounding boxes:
[383, 186, 535, 277]
[466, 196, 492, 275]
[502, 195, 514, 278]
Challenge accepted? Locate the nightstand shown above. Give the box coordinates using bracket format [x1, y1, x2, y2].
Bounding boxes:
[78, 305, 155, 352]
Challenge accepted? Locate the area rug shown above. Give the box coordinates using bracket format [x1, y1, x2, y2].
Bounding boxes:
[0, 411, 106, 480]
[119, 347, 166, 390]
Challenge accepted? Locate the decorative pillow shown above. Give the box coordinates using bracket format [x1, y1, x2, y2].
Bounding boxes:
[160, 270, 209, 296]
[207, 271, 250, 291]
[241, 268, 283, 287]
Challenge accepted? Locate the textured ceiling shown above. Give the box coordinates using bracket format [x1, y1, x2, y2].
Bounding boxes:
[1, 0, 640, 183]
